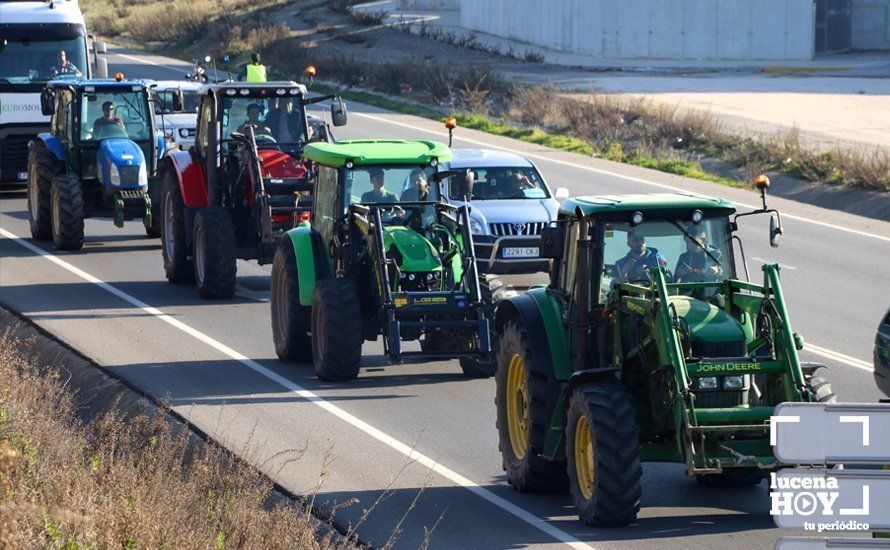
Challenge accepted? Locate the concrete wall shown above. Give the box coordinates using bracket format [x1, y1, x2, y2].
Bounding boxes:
[460, 0, 816, 60]
[853, 0, 890, 49]
[398, 0, 460, 9]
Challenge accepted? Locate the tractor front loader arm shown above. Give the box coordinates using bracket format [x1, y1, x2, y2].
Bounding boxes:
[233, 127, 273, 243]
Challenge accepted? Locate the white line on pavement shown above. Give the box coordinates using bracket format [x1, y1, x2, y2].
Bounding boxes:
[751, 257, 797, 270]
[351, 112, 890, 244]
[804, 343, 873, 372]
[0, 228, 592, 550]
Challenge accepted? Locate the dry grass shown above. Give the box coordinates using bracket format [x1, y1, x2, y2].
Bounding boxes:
[0, 331, 334, 549]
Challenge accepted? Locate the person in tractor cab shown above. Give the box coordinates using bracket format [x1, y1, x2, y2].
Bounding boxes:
[361, 168, 398, 203]
[237, 103, 273, 137]
[92, 101, 125, 136]
[615, 229, 667, 283]
[674, 226, 723, 283]
[50, 50, 82, 77]
[399, 169, 430, 202]
[267, 97, 303, 145]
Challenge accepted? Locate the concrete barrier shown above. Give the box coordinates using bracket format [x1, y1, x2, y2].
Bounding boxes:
[460, 0, 817, 60]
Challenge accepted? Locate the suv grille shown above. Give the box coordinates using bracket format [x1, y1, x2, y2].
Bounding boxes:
[489, 222, 545, 236]
[0, 134, 34, 173]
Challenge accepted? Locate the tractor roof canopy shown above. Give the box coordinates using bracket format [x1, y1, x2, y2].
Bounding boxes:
[561, 193, 736, 222]
[200, 81, 308, 97]
[303, 140, 451, 168]
[47, 78, 150, 91]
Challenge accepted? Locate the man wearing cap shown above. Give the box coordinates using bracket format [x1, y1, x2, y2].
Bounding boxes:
[361, 168, 398, 204]
[674, 226, 723, 283]
[615, 229, 667, 283]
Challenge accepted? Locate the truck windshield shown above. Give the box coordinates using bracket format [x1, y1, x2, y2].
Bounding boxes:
[0, 25, 87, 83]
[600, 218, 732, 291]
[80, 90, 151, 142]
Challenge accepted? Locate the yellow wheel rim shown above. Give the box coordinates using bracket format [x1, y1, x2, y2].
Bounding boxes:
[574, 415, 595, 500]
[505, 353, 529, 460]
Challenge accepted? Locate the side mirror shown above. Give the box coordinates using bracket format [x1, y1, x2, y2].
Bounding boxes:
[540, 226, 564, 259]
[554, 187, 569, 201]
[331, 98, 348, 127]
[457, 169, 474, 198]
[94, 40, 107, 55]
[40, 90, 55, 116]
[769, 213, 783, 248]
[95, 57, 108, 79]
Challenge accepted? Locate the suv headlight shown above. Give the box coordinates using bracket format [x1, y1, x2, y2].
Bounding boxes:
[109, 163, 121, 186]
[179, 128, 191, 138]
[470, 219, 485, 235]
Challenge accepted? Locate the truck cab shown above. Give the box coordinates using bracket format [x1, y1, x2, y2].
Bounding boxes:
[149, 80, 201, 151]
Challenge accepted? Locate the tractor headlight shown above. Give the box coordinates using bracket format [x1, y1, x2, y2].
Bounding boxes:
[138, 163, 148, 188]
[470, 218, 485, 235]
[697, 377, 719, 391]
[723, 375, 746, 390]
[109, 163, 121, 186]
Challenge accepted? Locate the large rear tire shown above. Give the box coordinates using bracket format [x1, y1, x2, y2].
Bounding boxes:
[50, 174, 84, 251]
[566, 383, 642, 526]
[193, 206, 237, 300]
[495, 320, 568, 493]
[161, 168, 193, 283]
[271, 239, 312, 363]
[311, 279, 363, 381]
[28, 142, 61, 240]
[459, 275, 501, 378]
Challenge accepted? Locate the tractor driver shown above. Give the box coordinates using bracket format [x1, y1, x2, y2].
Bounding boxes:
[92, 101, 125, 137]
[615, 229, 667, 283]
[361, 168, 398, 204]
[674, 226, 723, 283]
[237, 103, 273, 138]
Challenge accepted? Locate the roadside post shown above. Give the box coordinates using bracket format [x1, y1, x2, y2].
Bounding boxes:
[771, 403, 890, 548]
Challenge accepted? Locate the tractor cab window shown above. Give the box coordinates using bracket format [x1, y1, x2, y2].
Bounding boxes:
[345, 165, 439, 207]
[599, 219, 732, 302]
[450, 166, 548, 200]
[218, 95, 307, 152]
[79, 90, 151, 143]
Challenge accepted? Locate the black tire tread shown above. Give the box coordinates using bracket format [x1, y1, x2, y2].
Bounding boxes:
[28, 142, 61, 240]
[459, 275, 501, 378]
[161, 167, 193, 283]
[50, 173, 84, 250]
[272, 238, 312, 363]
[495, 321, 568, 493]
[566, 383, 642, 526]
[194, 206, 237, 299]
[312, 279, 363, 381]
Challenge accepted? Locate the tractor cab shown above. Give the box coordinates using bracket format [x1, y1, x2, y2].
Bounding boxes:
[28, 76, 160, 249]
[270, 139, 495, 381]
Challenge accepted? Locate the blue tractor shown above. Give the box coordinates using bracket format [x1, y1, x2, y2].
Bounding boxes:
[27, 76, 164, 250]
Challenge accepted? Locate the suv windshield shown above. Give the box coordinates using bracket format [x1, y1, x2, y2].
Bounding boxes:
[154, 89, 200, 114]
[80, 90, 150, 142]
[219, 95, 307, 147]
[600, 219, 732, 294]
[0, 27, 87, 83]
[345, 165, 439, 206]
[450, 166, 548, 200]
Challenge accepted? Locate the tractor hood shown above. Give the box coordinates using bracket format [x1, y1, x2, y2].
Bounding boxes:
[97, 139, 147, 191]
[668, 295, 746, 357]
[383, 226, 441, 272]
[259, 149, 306, 179]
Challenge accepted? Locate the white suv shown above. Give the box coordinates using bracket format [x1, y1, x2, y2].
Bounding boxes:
[151, 80, 201, 150]
[445, 149, 568, 275]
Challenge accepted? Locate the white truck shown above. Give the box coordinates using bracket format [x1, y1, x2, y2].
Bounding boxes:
[0, 0, 106, 182]
[151, 80, 201, 151]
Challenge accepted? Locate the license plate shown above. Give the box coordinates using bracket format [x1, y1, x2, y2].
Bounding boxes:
[503, 247, 540, 258]
[17, 172, 27, 180]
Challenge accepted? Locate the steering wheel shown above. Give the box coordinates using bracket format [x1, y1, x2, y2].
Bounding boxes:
[255, 134, 278, 144]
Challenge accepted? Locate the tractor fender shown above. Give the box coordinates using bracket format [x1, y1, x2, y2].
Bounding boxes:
[165, 149, 207, 208]
[496, 289, 573, 381]
[284, 224, 332, 307]
[564, 368, 621, 398]
[35, 133, 65, 162]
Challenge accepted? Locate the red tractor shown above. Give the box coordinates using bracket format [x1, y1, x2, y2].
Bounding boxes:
[156, 81, 347, 298]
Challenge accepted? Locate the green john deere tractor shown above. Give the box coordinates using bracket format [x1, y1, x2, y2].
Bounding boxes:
[270, 139, 494, 381]
[493, 176, 835, 526]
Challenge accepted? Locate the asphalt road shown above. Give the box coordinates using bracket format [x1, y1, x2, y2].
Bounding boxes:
[1, 46, 888, 549]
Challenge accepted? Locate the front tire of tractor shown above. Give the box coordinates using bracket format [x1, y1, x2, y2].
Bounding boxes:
[566, 383, 642, 526]
[495, 320, 568, 493]
[271, 239, 312, 363]
[161, 169, 193, 283]
[28, 142, 61, 240]
[193, 206, 237, 300]
[311, 279, 363, 382]
[459, 275, 502, 378]
[50, 174, 84, 251]
[804, 365, 837, 403]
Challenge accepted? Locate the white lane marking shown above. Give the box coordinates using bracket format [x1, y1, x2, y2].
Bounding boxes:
[804, 343, 873, 372]
[751, 257, 797, 270]
[351, 111, 890, 244]
[0, 228, 591, 550]
[116, 52, 189, 74]
[235, 284, 270, 303]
